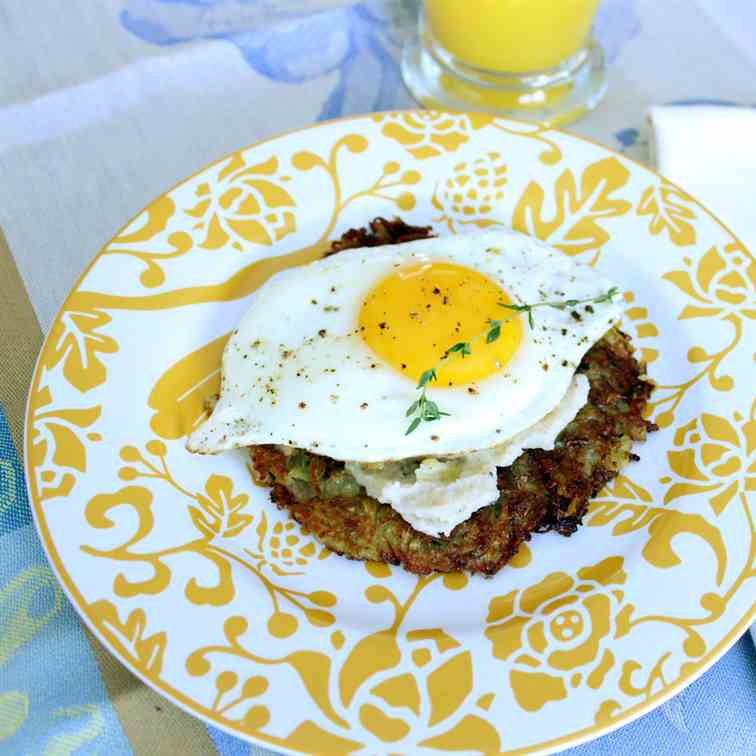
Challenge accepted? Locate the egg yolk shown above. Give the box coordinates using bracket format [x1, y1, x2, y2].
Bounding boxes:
[359, 261, 523, 386]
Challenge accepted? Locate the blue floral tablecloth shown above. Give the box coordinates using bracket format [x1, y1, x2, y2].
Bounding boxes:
[0, 1, 754, 754]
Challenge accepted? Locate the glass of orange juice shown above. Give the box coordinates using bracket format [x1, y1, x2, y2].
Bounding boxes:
[401, 0, 607, 125]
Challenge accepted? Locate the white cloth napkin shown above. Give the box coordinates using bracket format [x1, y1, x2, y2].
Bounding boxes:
[646, 105, 755, 644]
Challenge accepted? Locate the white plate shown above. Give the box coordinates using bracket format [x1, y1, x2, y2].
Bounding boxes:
[26, 112, 756, 754]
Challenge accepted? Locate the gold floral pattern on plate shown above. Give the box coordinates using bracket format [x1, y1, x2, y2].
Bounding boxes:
[648, 242, 754, 428]
[485, 556, 627, 712]
[25, 113, 755, 755]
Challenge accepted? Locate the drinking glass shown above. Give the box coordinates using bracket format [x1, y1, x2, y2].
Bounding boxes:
[401, 0, 607, 125]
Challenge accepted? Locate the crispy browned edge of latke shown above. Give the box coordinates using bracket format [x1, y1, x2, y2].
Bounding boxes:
[248, 218, 657, 576]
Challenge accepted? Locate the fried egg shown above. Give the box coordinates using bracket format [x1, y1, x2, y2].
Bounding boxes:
[187, 229, 621, 462]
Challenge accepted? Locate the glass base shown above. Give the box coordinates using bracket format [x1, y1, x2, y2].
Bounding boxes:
[401, 29, 607, 127]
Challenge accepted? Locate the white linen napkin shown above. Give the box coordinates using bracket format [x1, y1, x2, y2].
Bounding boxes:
[646, 105, 755, 644]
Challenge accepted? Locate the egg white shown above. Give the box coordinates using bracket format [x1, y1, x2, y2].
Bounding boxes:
[187, 229, 621, 462]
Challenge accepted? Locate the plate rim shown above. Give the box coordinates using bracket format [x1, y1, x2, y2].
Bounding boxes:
[24, 109, 756, 755]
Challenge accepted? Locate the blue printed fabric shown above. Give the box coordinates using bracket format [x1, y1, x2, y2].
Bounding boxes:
[0, 406, 131, 754]
[121, 0, 414, 120]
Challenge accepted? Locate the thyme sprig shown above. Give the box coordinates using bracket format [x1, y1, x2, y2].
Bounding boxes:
[404, 369, 450, 435]
[498, 287, 619, 329]
[404, 287, 619, 435]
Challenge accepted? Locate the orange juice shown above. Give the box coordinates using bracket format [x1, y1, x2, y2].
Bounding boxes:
[425, 0, 601, 73]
